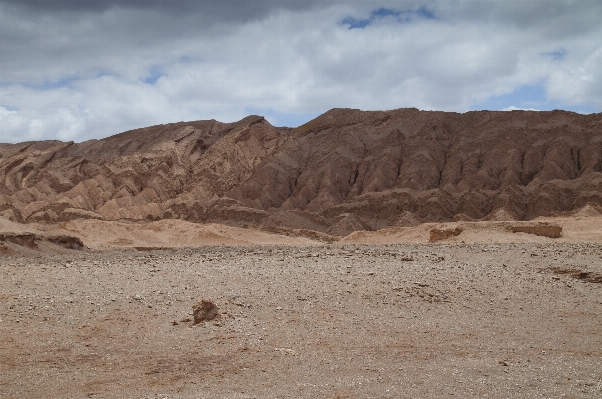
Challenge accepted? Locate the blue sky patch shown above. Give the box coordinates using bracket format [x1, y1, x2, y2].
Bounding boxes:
[22, 76, 81, 91]
[246, 107, 321, 128]
[0, 104, 18, 112]
[178, 55, 202, 64]
[343, 6, 436, 29]
[143, 66, 165, 85]
[473, 83, 600, 114]
[546, 49, 566, 61]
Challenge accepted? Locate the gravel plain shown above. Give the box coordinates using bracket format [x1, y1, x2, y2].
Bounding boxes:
[1, 243, 601, 398]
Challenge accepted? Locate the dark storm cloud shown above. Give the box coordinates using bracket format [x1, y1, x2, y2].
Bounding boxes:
[0, 0, 333, 83]
[1, 0, 322, 20]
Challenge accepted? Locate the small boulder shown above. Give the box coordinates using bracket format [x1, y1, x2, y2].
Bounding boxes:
[429, 227, 463, 242]
[192, 299, 219, 324]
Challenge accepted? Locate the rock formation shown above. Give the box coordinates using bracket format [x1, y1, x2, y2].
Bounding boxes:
[1, 108, 601, 235]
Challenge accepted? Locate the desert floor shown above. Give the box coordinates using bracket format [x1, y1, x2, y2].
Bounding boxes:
[1, 235, 601, 398]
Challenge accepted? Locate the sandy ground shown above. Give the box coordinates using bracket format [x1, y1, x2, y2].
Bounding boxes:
[41, 211, 602, 249]
[2, 207, 602, 252]
[1, 237, 601, 398]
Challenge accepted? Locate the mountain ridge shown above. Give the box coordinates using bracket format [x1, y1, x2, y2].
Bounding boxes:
[1, 108, 601, 236]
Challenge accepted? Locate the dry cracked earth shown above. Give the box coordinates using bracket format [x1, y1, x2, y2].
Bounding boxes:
[1, 243, 601, 398]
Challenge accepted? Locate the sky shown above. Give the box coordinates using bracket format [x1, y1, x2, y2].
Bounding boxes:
[1, 0, 601, 143]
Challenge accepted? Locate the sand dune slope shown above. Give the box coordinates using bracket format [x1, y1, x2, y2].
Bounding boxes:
[52, 219, 324, 249]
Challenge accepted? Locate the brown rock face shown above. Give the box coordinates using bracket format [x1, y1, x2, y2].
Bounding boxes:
[0, 232, 84, 251]
[1, 108, 601, 234]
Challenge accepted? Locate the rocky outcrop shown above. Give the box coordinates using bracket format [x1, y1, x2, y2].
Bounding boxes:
[1, 108, 601, 235]
[509, 224, 563, 238]
[429, 227, 463, 242]
[0, 232, 84, 253]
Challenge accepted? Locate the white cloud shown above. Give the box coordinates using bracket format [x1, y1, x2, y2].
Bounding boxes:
[1, 1, 601, 143]
[501, 106, 540, 112]
[547, 46, 602, 108]
[0, 106, 16, 119]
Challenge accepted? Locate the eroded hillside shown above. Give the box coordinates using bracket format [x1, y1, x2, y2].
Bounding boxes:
[1, 108, 601, 236]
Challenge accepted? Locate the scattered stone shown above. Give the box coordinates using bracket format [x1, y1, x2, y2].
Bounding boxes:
[192, 299, 219, 324]
[274, 348, 296, 355]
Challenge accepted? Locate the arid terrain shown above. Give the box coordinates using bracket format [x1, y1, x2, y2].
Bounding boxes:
[1, 108, 602, 398]
[1, 236, 601, 398]
[1, 211, 602, 398]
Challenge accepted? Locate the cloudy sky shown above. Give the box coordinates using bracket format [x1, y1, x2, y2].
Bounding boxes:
[1, 0, 601, 143]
